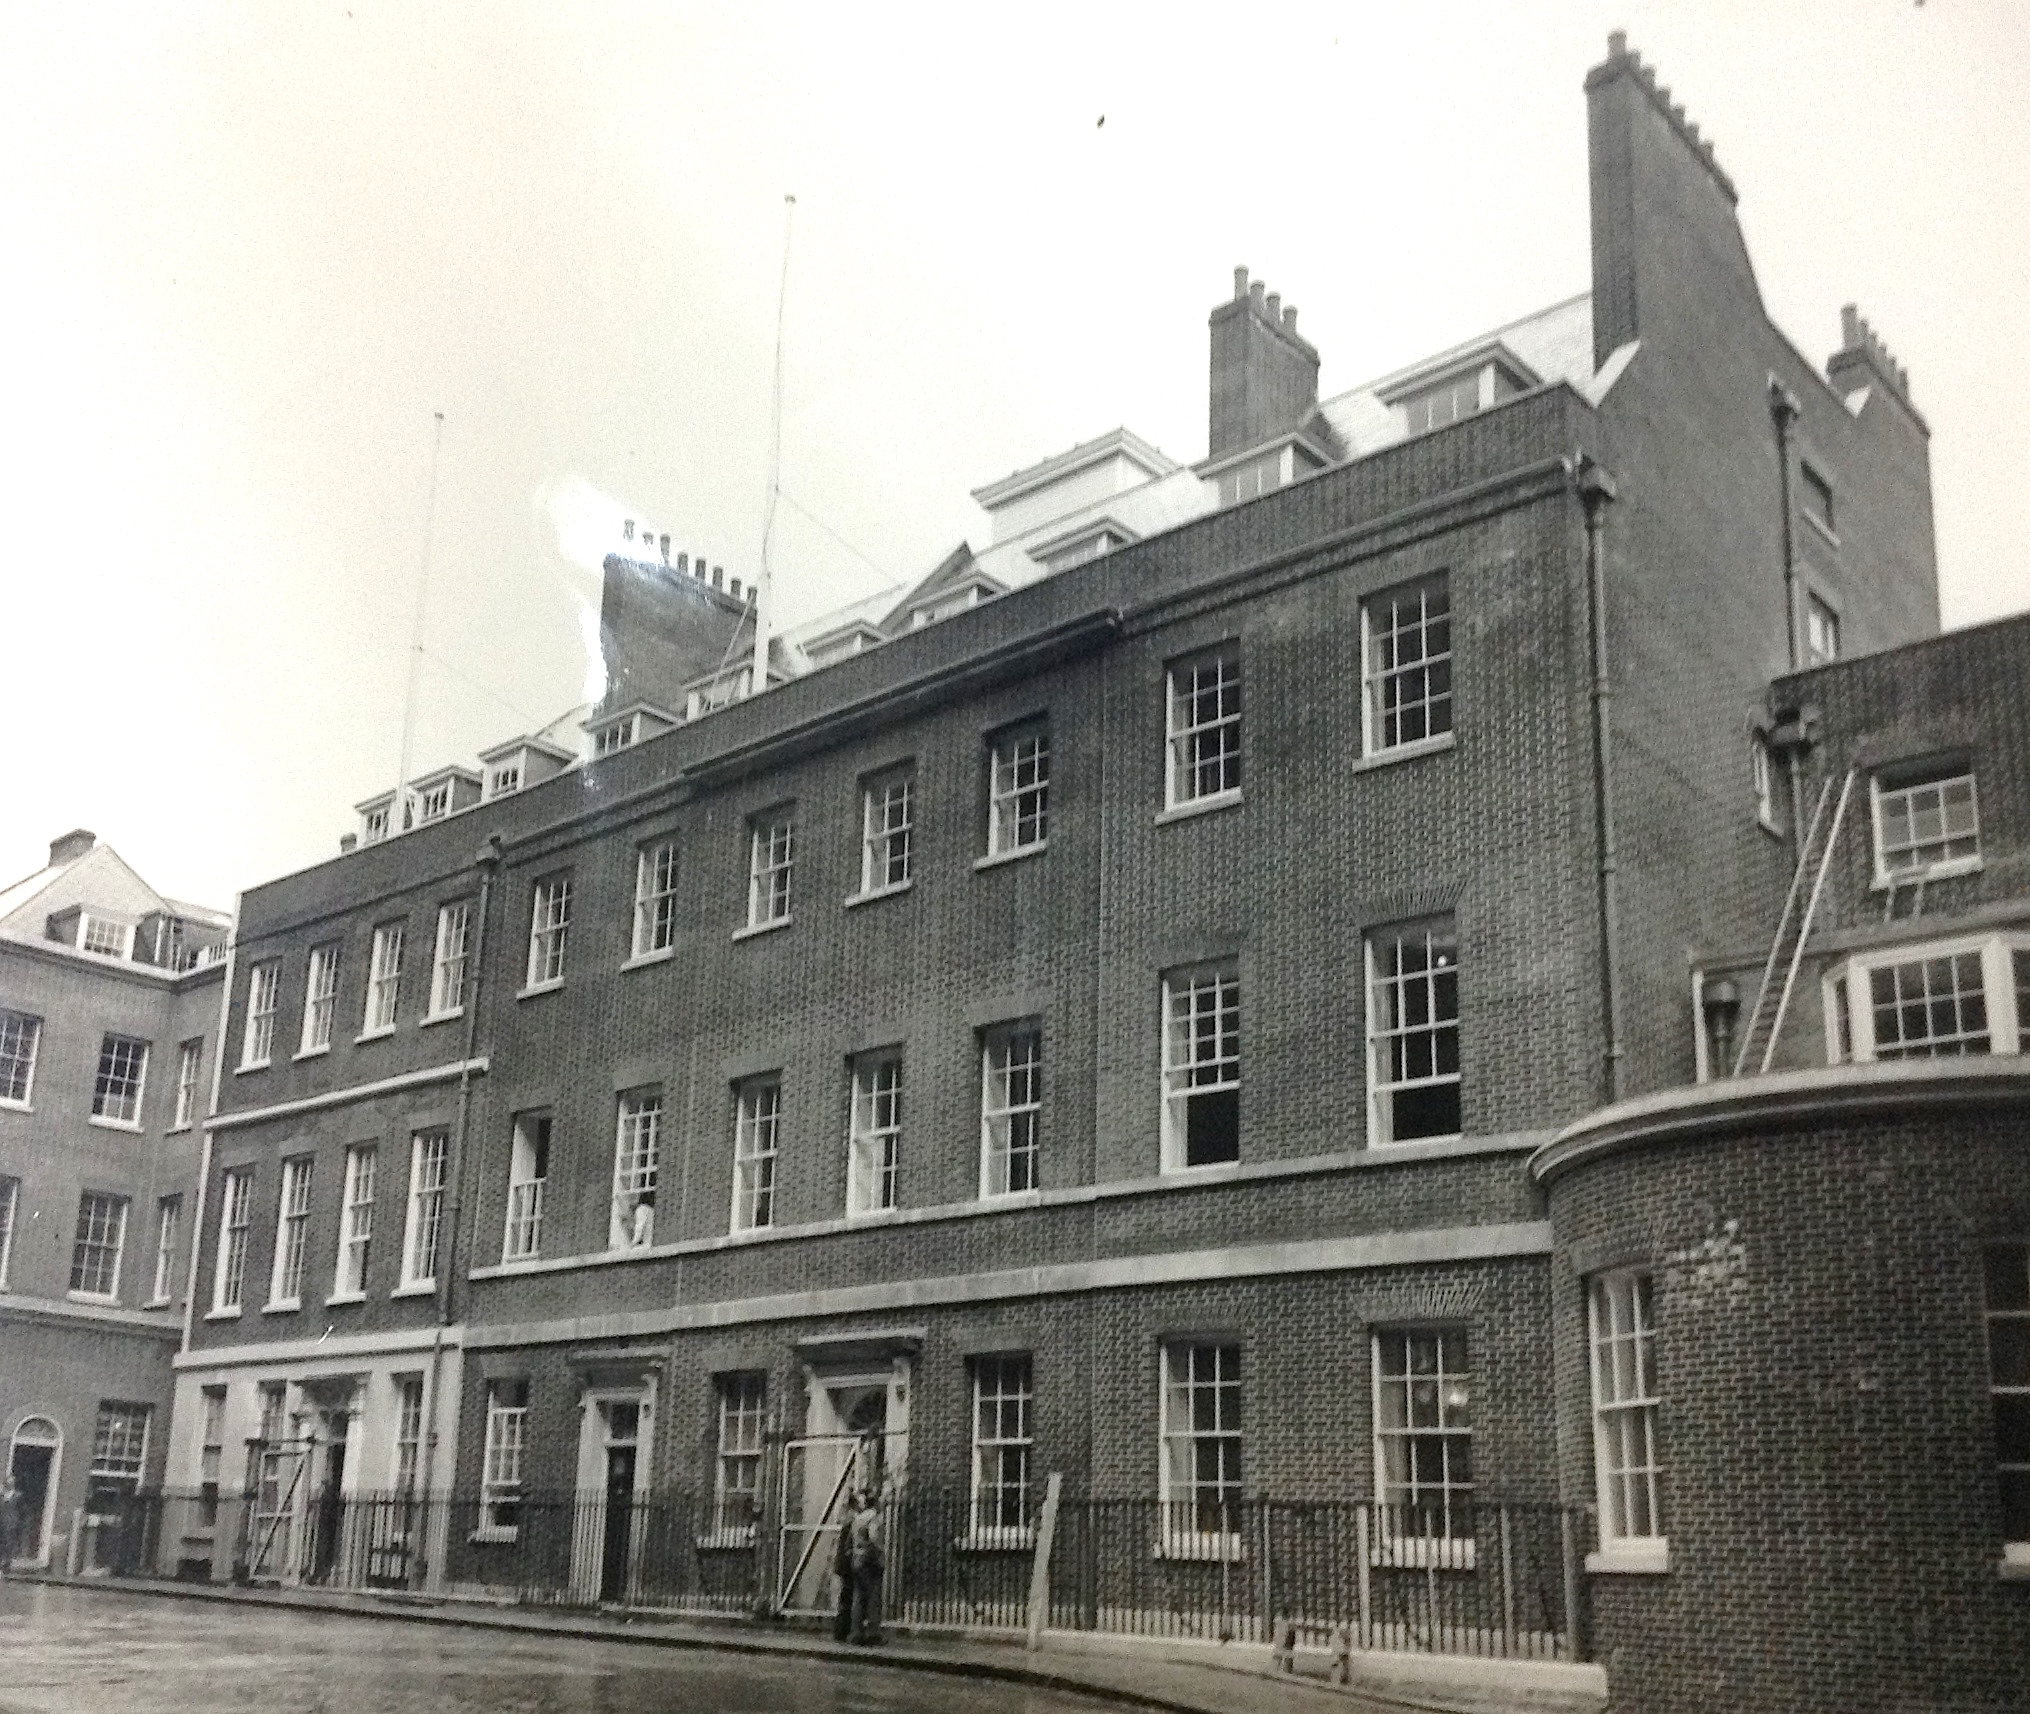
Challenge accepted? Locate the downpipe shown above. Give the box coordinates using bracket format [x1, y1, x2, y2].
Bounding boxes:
[1575, 456, 1624, 1106]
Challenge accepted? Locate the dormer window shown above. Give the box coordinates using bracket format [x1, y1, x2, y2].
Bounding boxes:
[415, 782, 452, 824]
[361, 803, 392, 845]
[79, 914, 134, 960]
[908, 572, 1006, 629]
[1388, 357, 1529, 438]
[594, 713, 641, 757]
[1035, 523, 1134, 576]
[487, 763, 522, 799]
[1208, 440, 1327, 509]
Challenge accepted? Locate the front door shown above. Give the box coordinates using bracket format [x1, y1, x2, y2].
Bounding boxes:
[310, 1418, 348, 1584]
[8, 1437, 55, 1566]
[600, 1443, 636, 1602]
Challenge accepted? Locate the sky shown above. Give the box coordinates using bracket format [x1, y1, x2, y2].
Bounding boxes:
[2, 1, 2025, 909]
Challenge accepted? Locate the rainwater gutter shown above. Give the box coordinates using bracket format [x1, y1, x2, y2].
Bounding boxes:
[1576, 457, 1625, 1106]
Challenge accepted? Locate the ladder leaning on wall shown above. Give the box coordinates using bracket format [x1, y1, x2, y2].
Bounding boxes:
[1732, 766, 1858, 1076]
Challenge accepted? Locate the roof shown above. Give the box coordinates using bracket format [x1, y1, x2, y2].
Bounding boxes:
[0, 840, 227, 948]
[969, 426, 1179, 511]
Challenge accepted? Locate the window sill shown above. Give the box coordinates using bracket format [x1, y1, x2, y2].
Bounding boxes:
[1355, 731, 1456, 773]
[293, 1044, 331, 1062]
[1151, 1533, 1244, 1563]
[845, 1204, 900, 1224]
[975, 842, 1047, 873]
[203, 1305, 242, 1321]
[0, 1097, 31, 1114]
[142, 1296, 173, 1311]
[1367, 1128, 1464, 1152]
[1586, 1539, 1670, 1575]
[468, 1526, 519, 1545]
[260, 1300, 301, 1316]
[66, 1289, 120, 1307]
[732, 917, 793, 943]
[1756, 811, 1785, 839]
[1871, 856, 1983, 891]
[845, 880, 914, 910]
[1371, 1538, 1478, 1571]
[355, 1025, 397, 1044]
[1156, 790, 1242, 827]
[325, 1290, 365, 1306]
[234, 1060, 270, 1076]
[955, 1529, 1035, 1553]
[390, 1280, 437, 1298]
[86, 1115, 143, 1133]
[1159, 1156, 1242, 1179]
[421, 1007, 465, 1026]
[1803, 512, 1840, 550]
[1998, 1547, 2030, 1581]
[517, 980, 565, 1000]
[977, 1186, 1044, 1207]
[696, 1527, 758, 1551]
[620, 948, 676, 972]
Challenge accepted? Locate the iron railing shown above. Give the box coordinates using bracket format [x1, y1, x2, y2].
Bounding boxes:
[79, 1485, 1585, 1662]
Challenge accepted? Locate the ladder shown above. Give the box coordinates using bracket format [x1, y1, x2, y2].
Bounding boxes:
[1732, 766, 1857, 1077]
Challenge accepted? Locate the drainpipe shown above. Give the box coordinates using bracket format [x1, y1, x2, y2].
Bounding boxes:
[1577, 457, 1624, 1106]
[1769, 378, 1802, 672]
[417, 835, 501, 1545]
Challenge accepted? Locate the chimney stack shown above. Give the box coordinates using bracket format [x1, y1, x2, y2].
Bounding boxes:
[623, 518, 635, 543]
[49, 829, 96, 867]
[659, 533, 671, 565]
[1208, 265, 1324, 461]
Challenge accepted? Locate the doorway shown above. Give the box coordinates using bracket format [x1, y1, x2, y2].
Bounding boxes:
[7, 1418, 60, 1569]
[776, 1362, 911, 1614]
[309, 1412, 349, 1584]
[598, 1400, 639, 1602]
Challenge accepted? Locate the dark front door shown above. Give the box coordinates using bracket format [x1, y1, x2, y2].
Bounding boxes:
[311, 1423, 347, 1583]
[10, 1445, 53, 1563]
[599, 1445, 636, 1602]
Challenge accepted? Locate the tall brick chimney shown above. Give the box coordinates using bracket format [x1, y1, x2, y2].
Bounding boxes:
[1208, 266, 1322, 460]
[49, 829, 95, 866]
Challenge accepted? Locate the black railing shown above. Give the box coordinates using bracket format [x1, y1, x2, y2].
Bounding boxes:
[79, 1486, 1584, 1662]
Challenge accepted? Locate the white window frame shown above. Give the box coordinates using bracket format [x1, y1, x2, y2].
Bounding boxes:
[980, 1023, 1043, 1198]
[172, 1038, 202, 1129]
[1821, 932, 2030, 1064]
[391, 1374, 425, 1493]
[1160, 964, 1239, 1172]
[212, 1167, 253, 1314]
[299, 943, 339, 1055]
[858, 769, 915, 896]
[79, 912, 134, 960]
[1361, 573, 1453, 757]
[69, 1190, 128, 1301]
[479, 1379, 529, 1539]
[594, 712, 639, 756]
[1805, 592, 1841, 665]
[986, 725, 1049, 857]
[711, 1373, 766, 1543]
[197, 1385, 226, 1523]
[361, 803, 391, 844]
[485, 761, 522, 800]
[90, 1401, 151, 1494]
[1750, 736, 1778, 832]
[150, 1195, 181, 1304]
[1157, 1342, 1243, 1559]
[846, 1052, 902, 1218]
[241, 963, 279, 1068]
[1165, 648, 1241, 809]
[503, 1112, 549, 1261]
[415, 781, 452, 823]
[1587, 1269, 1666, 1571]
[730, 1077, 779, 1234]
[1982, 1243, 2030, 1565]
[428, 901, 471, 1018]
[610, 1089, 661, 1249]
[91, 1033, 149, 1128]
[363, 922, 404, 1035]
[267, 1157, 313, 1310]
[746, 811, 795, 928]
[969, 1354, 1035, 1545]
[333, 1143, 375, 1298]
[1366, 917, 1462, 1146]
[0, 1009, 42, 1107]
[1870, 766, 1981, 887]
[0, 1176, 18, 1291]
[631, 840, 680, 960]
[525, 873, 572, 989]
[1371, 1328, 1475, 1567]
[399, 1130, 449, 1290]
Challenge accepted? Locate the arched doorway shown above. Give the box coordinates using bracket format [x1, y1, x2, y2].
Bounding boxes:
[8, 1416, 62, 1569]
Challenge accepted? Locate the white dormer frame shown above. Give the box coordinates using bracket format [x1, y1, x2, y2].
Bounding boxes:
[405, 766, 482, 829]
[1028, 515, 1140, 575]
[801, 621, 887, 668]
[908, 569, 1009, 629]
[356, 794, 396, 846]
[478, 736, 575, 802]
[584, 703, 678, 759]
[77, 912, 137, 961]
[1379, 343, 1539, 435]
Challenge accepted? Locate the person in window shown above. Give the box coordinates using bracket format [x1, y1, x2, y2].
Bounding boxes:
[629, 1187, 656, 1247]
[847, 1485, 886, 1645]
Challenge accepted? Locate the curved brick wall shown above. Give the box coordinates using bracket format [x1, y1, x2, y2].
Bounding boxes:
[1534, 1065, 2030, 1714]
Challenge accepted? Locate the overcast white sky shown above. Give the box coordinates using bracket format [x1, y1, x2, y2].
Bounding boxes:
[3, 1, 2025, 909]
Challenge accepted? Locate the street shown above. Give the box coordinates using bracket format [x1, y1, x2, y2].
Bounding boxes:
[0, 1584, 1126, 1714]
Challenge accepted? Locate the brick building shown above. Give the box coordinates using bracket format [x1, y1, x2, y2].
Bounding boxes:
[0, 830, 226, 1573]
[151, 35, 2020, 1711]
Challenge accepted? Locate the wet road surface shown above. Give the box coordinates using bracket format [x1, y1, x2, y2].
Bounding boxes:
[0, 1583, 1127, 1714]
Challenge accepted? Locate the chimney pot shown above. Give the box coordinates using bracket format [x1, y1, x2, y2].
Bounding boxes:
[1608, 29, 1627, 55]
[676, 551, 689, 575]
[659, 533, 670, 564]
[339, 833, 358, 854]
[623, 518, 635, 542]
[1265, 291, 1281, 322]
[712, 566, 724, 590]
[729, 577, 743, 600]
[1233, 265, 1249, 300]
[1282, 304, 1298, 333]
[1249, 279, 1266, 313]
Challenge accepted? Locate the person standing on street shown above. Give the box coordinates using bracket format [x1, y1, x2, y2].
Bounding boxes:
[848, 1485, 885, 1645]
[830, 1488, 859, 1643]
[0, 1479, 18, 1580]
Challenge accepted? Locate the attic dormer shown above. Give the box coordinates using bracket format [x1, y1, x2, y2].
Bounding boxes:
[585, 702, 678, 759]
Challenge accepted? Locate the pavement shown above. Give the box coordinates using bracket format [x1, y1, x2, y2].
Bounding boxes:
[6, 1572, 1607, 1714]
